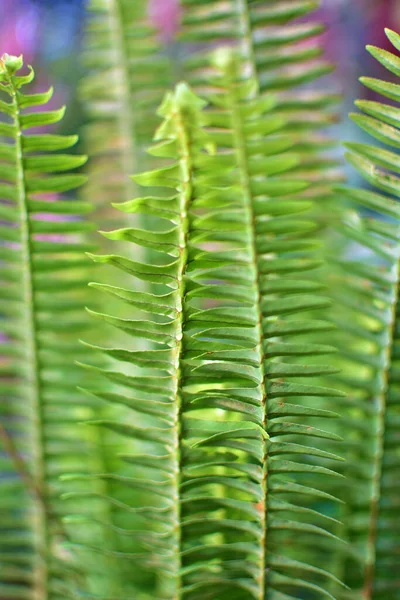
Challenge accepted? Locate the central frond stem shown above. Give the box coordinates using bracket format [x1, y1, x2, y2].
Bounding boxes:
[109, 0, 138, 197]
[171, 105, 194, 599]
[8, 74, 48, 600]
[229, 81, 268, 598]
[363, 269, 400, 599]
[236, 0, 258, 82]
[0, 422, 46, 508]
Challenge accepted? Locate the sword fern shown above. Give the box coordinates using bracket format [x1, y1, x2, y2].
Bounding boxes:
[78, 50, 344, 599]
[1, 4, 400, 600]
[0, 54, 97, 600]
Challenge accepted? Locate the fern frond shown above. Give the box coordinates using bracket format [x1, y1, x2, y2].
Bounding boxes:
[330, 28, 400, 599]
[80, 52, 344, 597]
[182, 0, 332, 94]
[74, 83, 210, 598]
[82, 0, 172, 211]
[180, 0, 343, 232]
[204, 49, 345, 600]
[79, 4, 173, 587]
[0, 54, 97, 599]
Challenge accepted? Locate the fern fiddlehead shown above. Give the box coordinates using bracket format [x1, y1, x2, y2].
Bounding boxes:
[0, 54, 95, 599]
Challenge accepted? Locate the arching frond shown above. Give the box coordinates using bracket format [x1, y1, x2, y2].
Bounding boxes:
[0, 54, 98, 600]
[81, 0, 172, 214]
[329, 28, 400, 599]
[180, 0, 343, 234]
[77, 52, 344, 597]
[203, 49, 345, 600]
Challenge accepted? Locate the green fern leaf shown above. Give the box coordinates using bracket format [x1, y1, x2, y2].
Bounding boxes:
[0, 54, 99, 599]
[180, 0, 342, 195]
[82, 0, 172, 211]
[329, 28, 400, 599]
[204, 54, 345, 599]
[79, 47, 344, 597]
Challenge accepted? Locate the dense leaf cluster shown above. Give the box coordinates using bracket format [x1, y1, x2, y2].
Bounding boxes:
[1, 2, 400, 600]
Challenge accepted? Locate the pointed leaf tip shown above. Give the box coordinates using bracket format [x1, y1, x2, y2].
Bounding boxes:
[175, 81, 207, 112]
[365, 44, 380, 56]
[157, 83, 206, 120]
[86, 252, 98, 263]
[385, 27, 400, 52]
[0, 53, 23, 75]
[62, 515, 88, 524]
[156, 90, 174, 118]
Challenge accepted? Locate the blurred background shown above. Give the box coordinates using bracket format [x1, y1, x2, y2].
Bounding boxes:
[1, 0, 400, 160]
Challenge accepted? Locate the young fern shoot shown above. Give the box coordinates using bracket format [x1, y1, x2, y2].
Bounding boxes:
[81, 83, 222, 598]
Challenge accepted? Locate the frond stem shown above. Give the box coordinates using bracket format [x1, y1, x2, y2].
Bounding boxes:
[0, 422, 46, 508]
[363, 268, 400, 599]
[8, 73, 48, 600]
[236, 0, 258, 83]
[109, 0, 138, 197]
[228, 75, 269, 599]
[170, 104, 194, 599]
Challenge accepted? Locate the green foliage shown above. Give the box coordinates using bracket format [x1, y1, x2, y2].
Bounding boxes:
[1, 3, 400, 600]
[0, 54, 98, 600]
[81, 0, 171, 213]
[181, 0, 333, 96]
[326, 28, 400, 600]
[74, 53, 348, 599]
[180, 0, 343, 230]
